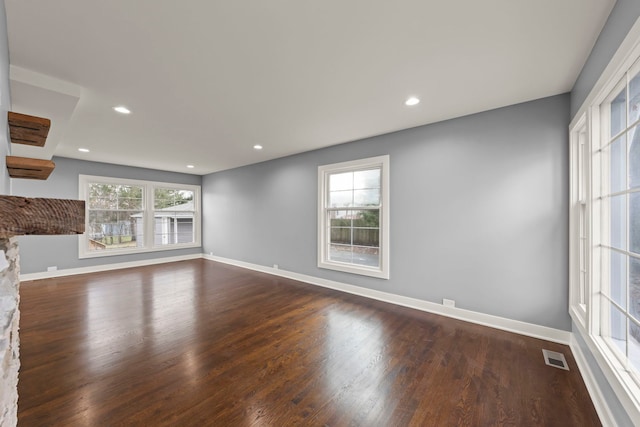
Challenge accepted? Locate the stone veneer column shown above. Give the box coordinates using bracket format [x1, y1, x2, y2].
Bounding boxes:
[0, 237, 19, 426]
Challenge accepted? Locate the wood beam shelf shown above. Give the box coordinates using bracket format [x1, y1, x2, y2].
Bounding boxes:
[6, 156, 55, 180]
[8, 111, 51, 147]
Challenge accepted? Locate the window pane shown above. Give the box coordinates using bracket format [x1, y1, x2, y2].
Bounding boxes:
[353, 189, 380, 206]
[329, 210, 350, 226]
[88, 184, 143, 210]
[329, 244, 353, 264]
[611, 195, 627, 250]
[631, 192, 640, 255]
[329, 209, 380, 263]
[117, 185, 143, 210]
[603, 299, 627, 356]
[353, 228, 379, 247]
[154, 214, 194, 245]
[329, 190, 352, 207]
[610, 251, 627, 310]
[154, 188, 194, 209]
[89, 184, 117, 209]
[353, 169, 380, 190]
[352, 210, 379, 228]
[629, 70, 640, 125]
[330, 227, 351, 245]
[152, 188, 196, 246]
[611, 85, 627, 138]
[88, 210, 142, 250]
[329, 172, 353, 191]
[609, 134, 626, 194]
[329, 244, 380, 267]
[351, 246, 379, 267]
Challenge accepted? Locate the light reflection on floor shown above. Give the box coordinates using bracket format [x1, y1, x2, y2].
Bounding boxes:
[324, 308, 389, 417]
[86, 272, 145, 374]
[85, 267, 198, 375]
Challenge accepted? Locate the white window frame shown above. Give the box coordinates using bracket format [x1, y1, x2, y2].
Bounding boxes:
[79, 175, 201, 258]
[318, 155, 390, 279]
[569, 16, 640, 422]
[569, 112, 590, 329]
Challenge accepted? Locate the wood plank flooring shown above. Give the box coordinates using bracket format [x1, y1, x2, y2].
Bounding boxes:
[18, 259, 600, 426]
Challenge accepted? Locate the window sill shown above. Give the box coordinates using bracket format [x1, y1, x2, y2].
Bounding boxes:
[318, 260, 389, 279]
[79, 242, 201, 259]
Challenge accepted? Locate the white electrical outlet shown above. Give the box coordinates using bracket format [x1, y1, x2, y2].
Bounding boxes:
[443, 298, 455, 308]
[47, 266, 58, 272]
[209, 252, 213, 256]
[273, 264, 279, 269]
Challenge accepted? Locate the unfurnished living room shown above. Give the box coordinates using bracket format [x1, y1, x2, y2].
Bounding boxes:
[1, 0, 640, 426]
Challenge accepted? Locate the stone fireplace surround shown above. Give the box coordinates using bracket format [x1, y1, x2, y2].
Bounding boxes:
[0, 195, 84, 426]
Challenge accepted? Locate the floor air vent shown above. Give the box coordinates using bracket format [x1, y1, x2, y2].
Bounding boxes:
[542, 349, 569, 370]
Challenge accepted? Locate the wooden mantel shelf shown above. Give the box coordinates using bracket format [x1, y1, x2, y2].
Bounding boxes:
[0, 196, 85, 238]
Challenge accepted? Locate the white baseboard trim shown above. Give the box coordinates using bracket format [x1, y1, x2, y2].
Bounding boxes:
[204, 254, 571, 345]
[570, 333, 617, 427]
[19, 253, 203, 282]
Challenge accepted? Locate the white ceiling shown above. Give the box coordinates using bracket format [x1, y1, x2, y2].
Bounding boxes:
[5, 0, 615, 175]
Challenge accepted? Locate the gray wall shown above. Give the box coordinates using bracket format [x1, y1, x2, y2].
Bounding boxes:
[571, 0, 640, 117]
[12, 156, 202, 274]
[569, 1, 640, 425]
[0, 0, 10, 195]
[203, 94, 571, 331]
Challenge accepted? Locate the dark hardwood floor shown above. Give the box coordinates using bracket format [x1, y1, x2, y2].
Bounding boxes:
[18, 259, 600, 426]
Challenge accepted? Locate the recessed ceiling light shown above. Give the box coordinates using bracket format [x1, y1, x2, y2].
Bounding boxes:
[405, 97, 420, 106]
[253, 145, 263, 150]
[187, 165, 195, 169]
[113, 106, 131, 114]
[78, 148, 90, 153]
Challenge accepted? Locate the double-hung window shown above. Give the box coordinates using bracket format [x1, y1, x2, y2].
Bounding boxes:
[570, 23, 640, 418]
[79, 175, 201, 258]
[597, 64, 640, 388]
[318, 155, 389, 279]
[570, 115, 589, 325]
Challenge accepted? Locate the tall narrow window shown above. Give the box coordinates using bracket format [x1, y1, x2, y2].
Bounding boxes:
[570, 20, 640, 418]
[570, 114, 589, 326]
[598, 62, 640, 385]
[318, 155, 389, 279]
